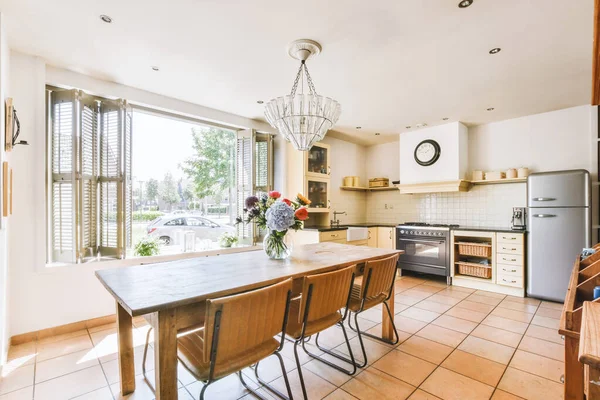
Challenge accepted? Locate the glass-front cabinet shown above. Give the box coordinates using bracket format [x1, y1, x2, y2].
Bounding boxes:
[305, 143, 331, 178]
[305, 176, 330, 213]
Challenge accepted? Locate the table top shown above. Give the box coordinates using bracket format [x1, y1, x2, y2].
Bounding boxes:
[95, 243, 402, 316]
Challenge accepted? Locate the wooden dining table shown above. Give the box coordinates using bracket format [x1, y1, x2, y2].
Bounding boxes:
[95, 242, 403, 399]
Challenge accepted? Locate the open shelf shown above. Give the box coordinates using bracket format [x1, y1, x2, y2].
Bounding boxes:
[454, 274, 492, 282]
[469, 177, 527, 185]
[340, 186, 399, 192]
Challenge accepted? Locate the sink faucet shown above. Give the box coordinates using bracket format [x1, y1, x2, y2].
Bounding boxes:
[331, 211, 347, 227]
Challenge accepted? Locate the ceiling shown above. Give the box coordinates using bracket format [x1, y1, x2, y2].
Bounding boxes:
[0, 0, 594, 146]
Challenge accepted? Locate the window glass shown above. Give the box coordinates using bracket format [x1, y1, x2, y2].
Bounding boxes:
[164, 218, 186, 226]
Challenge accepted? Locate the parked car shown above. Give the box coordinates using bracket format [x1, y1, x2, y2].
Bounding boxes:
[147, 215, 235, 245]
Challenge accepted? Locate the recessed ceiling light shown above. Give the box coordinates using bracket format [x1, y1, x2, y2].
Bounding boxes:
[489, 48, 501, 55]
[151, 66, 160, 71]
[442, 117, 449, 121]
[405, 126, 411, 129]
[256, 100, 264, 104]
[487, 107, 495, 111]
[375, 132, 381, 136]
[100, 15, 112, 23]
[356, 126, 362, 129]
[415, 123, 428, 128]
[458, 0, 473, 8]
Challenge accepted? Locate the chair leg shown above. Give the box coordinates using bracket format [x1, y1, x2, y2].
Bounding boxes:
[352, 312, 368, 368]
[305, 324, 357, 375]
[356, 302, 400, 346]
[251, 353, 294, 400]
[293, 340, 309, 400]
[141, 327, 156, 392]
[199, 380, 211, 400]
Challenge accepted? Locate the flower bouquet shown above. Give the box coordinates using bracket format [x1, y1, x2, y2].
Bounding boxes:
[236, 191, 310, 259]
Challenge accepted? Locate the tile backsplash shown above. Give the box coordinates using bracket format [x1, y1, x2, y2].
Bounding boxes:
[366, 183, 527, 228]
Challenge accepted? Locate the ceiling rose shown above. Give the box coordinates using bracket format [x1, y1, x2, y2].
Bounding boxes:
[264, 39, 341, 151]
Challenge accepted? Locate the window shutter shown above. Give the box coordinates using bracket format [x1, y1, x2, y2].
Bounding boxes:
[236, 130, 253, 240]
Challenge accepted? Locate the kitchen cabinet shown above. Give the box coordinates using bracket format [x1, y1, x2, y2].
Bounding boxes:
[305, 142, 330, 178]
[367, 227, 378, 247]
[305, 176, 330, 213]
[377, 227, 395, 249]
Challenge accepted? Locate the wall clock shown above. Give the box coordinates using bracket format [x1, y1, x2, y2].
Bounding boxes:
[414, 139, 441, 166]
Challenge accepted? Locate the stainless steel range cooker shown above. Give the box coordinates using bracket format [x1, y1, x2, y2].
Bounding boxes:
[396, 222, 458, 285]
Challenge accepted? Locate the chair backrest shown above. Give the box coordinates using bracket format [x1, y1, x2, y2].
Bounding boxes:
[299, 265, 355, 324]
[362, 254, 399, 300]
[202, 278, 292, 365]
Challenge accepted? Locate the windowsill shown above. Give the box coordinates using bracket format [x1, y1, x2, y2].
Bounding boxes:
[42, 244, 262, 273]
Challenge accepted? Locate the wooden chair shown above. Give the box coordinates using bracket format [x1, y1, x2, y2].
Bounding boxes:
[142, 278, 294, 400]
[347, 254, 400, 367]
[284, 265, 357, 400]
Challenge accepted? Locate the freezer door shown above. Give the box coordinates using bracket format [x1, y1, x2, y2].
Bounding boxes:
[527, 170, 590, 207]
[527, 207, 590, 302]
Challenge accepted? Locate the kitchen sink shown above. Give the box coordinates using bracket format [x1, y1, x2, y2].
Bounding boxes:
[347, 227, 369, 242]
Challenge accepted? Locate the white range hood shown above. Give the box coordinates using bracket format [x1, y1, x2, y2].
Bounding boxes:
[398, 122, 470, 194]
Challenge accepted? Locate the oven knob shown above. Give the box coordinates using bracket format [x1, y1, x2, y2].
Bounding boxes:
[400, 230, 405, 234]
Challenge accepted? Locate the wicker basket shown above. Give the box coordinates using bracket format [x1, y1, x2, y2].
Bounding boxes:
[456, 262, 492, 279]
[369, 178, 389, 188]
[457, 242, 492, 257]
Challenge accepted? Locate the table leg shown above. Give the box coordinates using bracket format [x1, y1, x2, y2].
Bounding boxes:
[382, 290, 395, 341]
[116, 302, 135, 395]
[564, 335, 584, 400]
[153, 309, 178, 400]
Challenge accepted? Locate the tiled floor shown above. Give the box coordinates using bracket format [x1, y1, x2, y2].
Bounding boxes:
[0, 275, 566, 399]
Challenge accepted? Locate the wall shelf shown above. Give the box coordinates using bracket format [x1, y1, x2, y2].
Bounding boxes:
[469, 177, 527, 185]
[340, 186, 399, 192]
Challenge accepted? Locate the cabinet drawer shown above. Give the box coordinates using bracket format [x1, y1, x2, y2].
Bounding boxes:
[497, 243, 523, 255]
[497, 263, 523, 277]
[319, 231, 346, 242]
[330, 238, 347, 245]
[497, 273, 523, 288]
[497, 254, 523, 266]
[497, 233, 524, 244]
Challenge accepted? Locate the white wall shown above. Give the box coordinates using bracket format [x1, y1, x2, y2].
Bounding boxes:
[0, 13, 10, 363]
[365, 141, 400, 181]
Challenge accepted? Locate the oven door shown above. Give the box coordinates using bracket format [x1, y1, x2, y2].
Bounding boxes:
[397, 236, 447, 269]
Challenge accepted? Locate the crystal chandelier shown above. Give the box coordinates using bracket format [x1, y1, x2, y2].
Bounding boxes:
[264, 39, 341, 151]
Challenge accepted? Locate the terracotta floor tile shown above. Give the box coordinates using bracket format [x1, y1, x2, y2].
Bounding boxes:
[88, 323, 117, 334]
[530, 315, 560, 330]
[470, 325, 522, 348]
[431, 315, 477, 334]
[372, 349, 436, 387]
[399, 307, 441, 323]
[497, 367, 563, 400]
[509, 349, 564, 383]
[396, 294, 424, 306]
[272, 367, 338, 399]
[456, 299, 496, 314]
[436, 289, 471, 300]
[364, 324, 411, 346]
[458, 336, 515, 364]
[341, 367, 415, 400]
[36, 334, 94, 363]
[443, 285, 476, 294]
[6, 343, 36, 367]
[539, 301, 563, 311]
[302, 353, 354, 387]
[420, 367, 494, 400]
[280, 341, 323, 365]
[71, 387, 114, 399]
[498, 300, 538, 314]
[358, 307, 384, 323]
[0, 386, 34, 400]
[466, 294, 503, 306]
[394, 315, 428, 334]
[504, 296, 541, 306]
[445, 306, 488, 323]
[413, 284, 445, 294]
[490, 307, 534, 324]
[475, 290, 506, 299]
[314, 326, 355, 349]
[534, 307, 562, 319]
[421, 281, 449, 289]
[403, 289, 435, 300]
[35, 348, 99, 383]
[491, 389, 525, 399]
[333, 336, 393, 366]
[398, 336, 453, 365]
[100, 346, 155, 384]
[323, 389, 359, 399]
[415, 324, 467, 348]
[413, 300, 454, 314]
[0, 365, 35, 396]
[394, 303, 412, 315]
[524, 325, 564, 345]
[482, 315, 529, 334]
[38, 330, 89, 346]
[427, 294, 462, 306]
[408, 389, 442, 399]
[518, 336, 563, 362]
[441, 349, 506, 386]
[34, 365, 107, 400]
[186, 371, 260, 400]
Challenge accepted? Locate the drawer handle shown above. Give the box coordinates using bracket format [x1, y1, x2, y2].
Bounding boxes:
[503, 268, 517, 273]
[502, 236, 517, 240]
[502, 257, 517, 262]
[503, 247, 517, 251]
[331, 234, 338, 237]
[502, 278, 517, 284]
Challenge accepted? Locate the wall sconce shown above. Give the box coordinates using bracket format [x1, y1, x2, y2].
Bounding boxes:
[11, 107, 27, 147]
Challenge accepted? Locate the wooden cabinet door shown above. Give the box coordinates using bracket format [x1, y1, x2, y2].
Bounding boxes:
[377, 227, 395, 249]
[305, 142, 331, 178]
[304, 176, 330, 213]
[367, 228, 378, 247]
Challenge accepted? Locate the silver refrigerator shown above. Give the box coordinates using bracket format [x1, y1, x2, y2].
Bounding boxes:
[527, 170, 591, 302]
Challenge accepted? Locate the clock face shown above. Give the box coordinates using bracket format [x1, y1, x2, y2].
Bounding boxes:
[414, 139, 441, 166]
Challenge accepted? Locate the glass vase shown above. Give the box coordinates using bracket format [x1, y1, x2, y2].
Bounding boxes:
[263, 230, 293, 260]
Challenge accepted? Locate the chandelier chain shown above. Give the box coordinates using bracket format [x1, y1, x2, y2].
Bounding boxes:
[289, 61, 318, 97]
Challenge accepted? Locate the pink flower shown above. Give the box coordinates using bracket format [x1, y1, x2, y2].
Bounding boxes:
[268, 191, 281, 199]
[295, 207, 309, 221]
[282, 198, 292, 206]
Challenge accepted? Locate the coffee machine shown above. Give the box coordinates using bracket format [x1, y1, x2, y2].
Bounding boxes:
[511, 207, 526, 231]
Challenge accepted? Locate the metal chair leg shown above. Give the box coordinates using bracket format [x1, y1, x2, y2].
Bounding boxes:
[356, 301, 400, 346]
[304, 324, 357, 375]
[199, 380, 211, 400]
[141, 327, 155, 392]
[293, 340, 309, 400]
[352, 312, 368, 368]
[251, 353, 294, 400]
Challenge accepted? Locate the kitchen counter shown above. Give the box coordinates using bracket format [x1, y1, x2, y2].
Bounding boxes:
[343, 223, 398, 228]
[303, 222, 398, 232]
[453, 226, 526, 234]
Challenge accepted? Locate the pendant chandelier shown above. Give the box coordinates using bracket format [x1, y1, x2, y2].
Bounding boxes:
[264, 39, 341, 151]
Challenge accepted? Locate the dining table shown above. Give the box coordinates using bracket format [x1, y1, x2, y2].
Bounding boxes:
[95, 242, 403, 399]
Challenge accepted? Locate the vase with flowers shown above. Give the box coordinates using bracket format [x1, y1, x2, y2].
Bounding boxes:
[236, 191, 311, 259]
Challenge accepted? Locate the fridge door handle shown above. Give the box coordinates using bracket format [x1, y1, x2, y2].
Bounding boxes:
[532, 197, 556, 201]
[532, 214, 557, 218]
